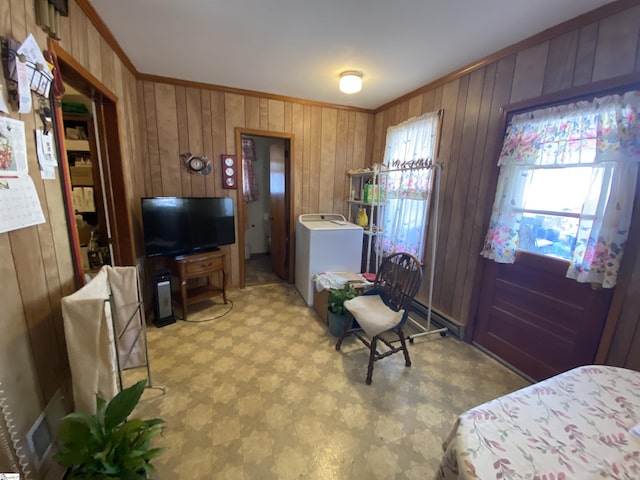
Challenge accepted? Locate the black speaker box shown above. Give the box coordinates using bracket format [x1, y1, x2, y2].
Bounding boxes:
[153, 269, 175, 327]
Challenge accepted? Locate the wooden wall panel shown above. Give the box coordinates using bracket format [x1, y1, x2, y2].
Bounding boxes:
[0, 233, 42, 454]
[245, 96, 261, 130]
[187, 88, 206, 197]
[200, 91, 214, 198]
[284, 102, 293, 134]
[175, 86, 191, 195]
[509, 42, 549, 103]
[319, 108, 338, 213]
[543, 31, 579, 94]
[87, 22, 102, 78]
[155, 84, 181, 196]
[443, 68, 484, 315]
[291, 103, 305, 220]
[592, 7, 640, 82]
[334, 110, 349, 215]
[429, 78, 461, 307]
[353, 112, 370, 173]
[308, 106, 322, 213]
[259, 98, 269, 130]
[142, 82, 163, 196]
[573, 24, 598, 86]
[408, 95, 423, 118]
[210, 91, 226, 198]
[268, 99, 285, 132]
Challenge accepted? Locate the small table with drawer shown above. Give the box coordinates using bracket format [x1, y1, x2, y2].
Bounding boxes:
[170, 250, 227, 321]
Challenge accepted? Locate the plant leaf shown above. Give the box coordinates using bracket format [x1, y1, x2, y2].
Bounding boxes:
[58, 417, 92, 446]
[104, 380, 146, 431]
[145, 447, 166, 460]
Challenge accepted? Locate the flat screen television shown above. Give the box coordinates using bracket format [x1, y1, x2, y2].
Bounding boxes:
[141, 197, 235, 257]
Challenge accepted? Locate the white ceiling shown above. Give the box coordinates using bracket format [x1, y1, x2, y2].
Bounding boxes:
[88, 0, 613, 110]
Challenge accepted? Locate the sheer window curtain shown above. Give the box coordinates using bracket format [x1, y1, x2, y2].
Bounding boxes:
[377, 111, 440, 259]
[241, 138, 258, 203]
[481, 91, 640, 288]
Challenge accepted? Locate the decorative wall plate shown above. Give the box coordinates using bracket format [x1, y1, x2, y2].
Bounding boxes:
[221, 154, 237, 189]
[181, 153, 212, 175]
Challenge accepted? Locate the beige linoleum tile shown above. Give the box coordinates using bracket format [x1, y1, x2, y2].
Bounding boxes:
[129, 282, 529, 479]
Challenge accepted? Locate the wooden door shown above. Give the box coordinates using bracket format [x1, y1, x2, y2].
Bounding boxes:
[474, 252, 613, 380]
[270, 142, 288, 280]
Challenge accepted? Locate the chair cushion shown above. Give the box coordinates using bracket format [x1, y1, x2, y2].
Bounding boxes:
[344, 294, 404, 338]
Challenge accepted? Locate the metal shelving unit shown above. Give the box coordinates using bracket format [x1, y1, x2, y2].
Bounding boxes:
[347, 170, 386, 273]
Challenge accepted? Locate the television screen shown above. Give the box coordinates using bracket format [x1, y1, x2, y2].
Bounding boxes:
[141, 197, 235, 257]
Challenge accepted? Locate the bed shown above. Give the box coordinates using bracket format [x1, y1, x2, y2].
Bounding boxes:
[435, 365, 640, 479]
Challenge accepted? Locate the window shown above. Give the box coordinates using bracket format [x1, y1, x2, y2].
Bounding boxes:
[482, 91, 640, 288]
[377, 111, 440, 260]
[518, 164, 603, 260]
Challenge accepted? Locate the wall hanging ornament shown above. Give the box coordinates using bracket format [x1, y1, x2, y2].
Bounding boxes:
[181, 153, 211, 175]
[221, 154, 238, 189]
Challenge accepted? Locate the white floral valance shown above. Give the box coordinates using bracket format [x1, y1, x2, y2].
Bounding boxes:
[482, 91, 640, 288]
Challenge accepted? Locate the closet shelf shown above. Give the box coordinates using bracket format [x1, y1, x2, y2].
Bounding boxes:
[65, 139, 90, 151]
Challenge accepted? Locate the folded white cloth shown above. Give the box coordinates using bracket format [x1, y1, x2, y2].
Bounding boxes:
[344, 294, 404, 337]
[61, 267, 118, 413]
[314, 273, 349, 291]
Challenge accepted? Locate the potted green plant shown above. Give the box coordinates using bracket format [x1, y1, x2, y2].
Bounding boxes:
[327, 284, 359, 337]
[56, 379, 164, 479]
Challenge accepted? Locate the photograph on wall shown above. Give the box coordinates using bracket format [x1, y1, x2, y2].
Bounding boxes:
[0, 117, 28, 175]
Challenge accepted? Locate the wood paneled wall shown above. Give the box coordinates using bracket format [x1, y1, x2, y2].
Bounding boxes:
[372, 3, 640, 369]
[136, 81, 374, 286]
[1, 1, 144, 477]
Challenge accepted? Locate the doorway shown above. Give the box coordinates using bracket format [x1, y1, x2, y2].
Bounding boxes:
[51, 44, 135, 285]
[60, 83, 112, 274]
[236, 129, 294, 288]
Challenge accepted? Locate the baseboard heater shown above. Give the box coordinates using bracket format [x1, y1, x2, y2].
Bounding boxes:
[409, 299, 466, 340]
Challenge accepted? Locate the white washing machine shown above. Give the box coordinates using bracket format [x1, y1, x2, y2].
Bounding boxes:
[295, 214, 363, 306]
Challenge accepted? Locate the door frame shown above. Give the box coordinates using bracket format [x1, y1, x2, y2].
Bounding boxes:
[48, 41, 136, 285]
[466, 72, 640, 364]
[235, 128, 295, 288]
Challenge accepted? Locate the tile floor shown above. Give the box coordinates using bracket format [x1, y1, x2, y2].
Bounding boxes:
[132, 282, 529, 479]
[245, 254, 281, 286]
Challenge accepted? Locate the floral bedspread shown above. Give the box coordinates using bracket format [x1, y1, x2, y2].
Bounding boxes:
[435, 365, 640, 480]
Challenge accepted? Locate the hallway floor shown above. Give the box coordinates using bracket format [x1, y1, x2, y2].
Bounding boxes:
[133, 282, 529, 479]
[245, 254, 281, 286]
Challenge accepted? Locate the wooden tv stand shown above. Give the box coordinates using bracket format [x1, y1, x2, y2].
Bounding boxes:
[170, 250, 227, 321]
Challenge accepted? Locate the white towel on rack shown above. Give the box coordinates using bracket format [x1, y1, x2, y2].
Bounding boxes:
[61, 267, 118, 413]
[106, 266, 145, 369]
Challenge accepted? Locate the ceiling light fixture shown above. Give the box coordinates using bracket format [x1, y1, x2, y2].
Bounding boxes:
[339, 71, 362, 94]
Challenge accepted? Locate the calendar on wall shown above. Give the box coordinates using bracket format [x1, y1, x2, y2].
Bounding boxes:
[0, 117, 45, 234]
